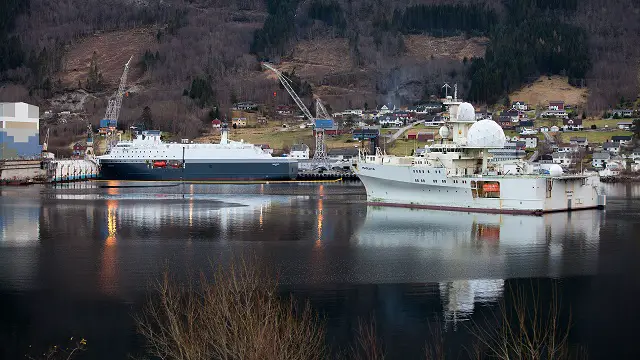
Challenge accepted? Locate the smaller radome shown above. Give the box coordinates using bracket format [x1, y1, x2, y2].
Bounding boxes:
[457, 102, 476, 122]
[467, 119, 506, 148]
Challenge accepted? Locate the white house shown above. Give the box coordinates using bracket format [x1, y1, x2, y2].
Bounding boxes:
[631, 148, 640, 161]
[552, 152, 573, 167]
[289, 144, 310, 159]
[592, 151, 611, 168]
[379, 116, 403, 127]
[556, 144, 578, 153]
[611, 135, 633, 146]
[611, 109, 633, 118]
[512, 101, 528, 111]
[562, 118, 583, 131]
[617, 122, 633, 130]
[519, 136, 538, 149]
[550, 125, 560, 132]
[599, 160, 625, 177]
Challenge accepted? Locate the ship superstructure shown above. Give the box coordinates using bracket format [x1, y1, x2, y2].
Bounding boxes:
[98, 127, 298, 181]
[353, 100, 605, 215]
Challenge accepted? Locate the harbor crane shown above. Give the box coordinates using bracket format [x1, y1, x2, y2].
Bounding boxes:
[102, 55, 133, 151]
[261, 62, 330, 164]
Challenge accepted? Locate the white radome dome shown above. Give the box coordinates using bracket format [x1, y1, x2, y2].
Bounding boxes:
[548, 164, 564, 177]
[438, 125, 451, 139]
[467, 120, 506, 148]
[457, 102, 476, 122]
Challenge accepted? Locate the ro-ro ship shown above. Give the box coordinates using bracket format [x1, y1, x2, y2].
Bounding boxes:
[353, 100, 606, 215]
[98, 126, 298, 181]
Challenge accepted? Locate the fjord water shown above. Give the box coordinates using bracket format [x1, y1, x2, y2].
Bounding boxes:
[0, 182, 639, 359]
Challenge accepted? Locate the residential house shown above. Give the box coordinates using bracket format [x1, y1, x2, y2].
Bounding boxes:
[392, 111, 413, 124]
[258, 144, 273, 155]
[539, 126, 549, 133]
[276, 105, 294, 116]
[569, 137, 588, 147]
[631, 148, 640, 161]
[611, 109, 634, 118]
[519, 135, 538, 149]
[233, 102, 258, 111]
[512, 101, 528, 111]
[415, 103, 442, 114]
[611, 135, 633, 146]
[552, 152, 573, 167]
[617, 121, 633, 130]
[591, 151, 611, 168]
[496, 117, 515, 130]
[562, 118, 583, 131]
[379, 116, 403, 127]
[211, 119, 221, 128]
[327, 147, 359, 162]
[377, 104, 395, 116]
[475, 111, 492, 121]
[603, 141, 621, 155]
[599, 159, 625, 177]
[416, 132, 435, 142]
[550, 125, 560, 132]
[501, 109, 521, 123]
[544, 101, 568, 118]
[289, 144, 310, 159]
[556, 143, 578, 153]
[353, 128, 380, 141]
[232, 117, 247, 128]
[538, 154, 554, 164]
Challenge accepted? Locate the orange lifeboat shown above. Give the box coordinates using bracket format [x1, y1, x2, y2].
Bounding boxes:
[153, 160, 167, 168]
[482, 183, 500, 192]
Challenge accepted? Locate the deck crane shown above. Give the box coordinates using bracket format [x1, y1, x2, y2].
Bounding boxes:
[103, 55, 133, 151]
[315, 97, 331, 119]
[261, 62, 330, 163]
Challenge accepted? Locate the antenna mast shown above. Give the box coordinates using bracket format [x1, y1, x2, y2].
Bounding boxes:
[442, 83, 451, 98]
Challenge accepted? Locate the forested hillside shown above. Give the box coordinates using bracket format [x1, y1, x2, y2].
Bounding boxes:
[0, 0, 638, 139]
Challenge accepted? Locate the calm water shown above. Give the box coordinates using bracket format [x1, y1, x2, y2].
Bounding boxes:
[1, 181, 640, 359]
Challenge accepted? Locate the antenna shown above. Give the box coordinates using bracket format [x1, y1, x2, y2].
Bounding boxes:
[454, 84, 458, 101]
[442, 83, 451, 98]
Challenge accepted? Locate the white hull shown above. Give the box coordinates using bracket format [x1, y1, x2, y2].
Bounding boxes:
[355, 163, 605, 215]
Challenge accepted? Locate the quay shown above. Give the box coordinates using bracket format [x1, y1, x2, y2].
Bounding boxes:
[0, 158, 99, 184]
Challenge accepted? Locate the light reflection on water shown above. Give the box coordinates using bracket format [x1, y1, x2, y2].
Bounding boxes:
[0, 182, 638, 359]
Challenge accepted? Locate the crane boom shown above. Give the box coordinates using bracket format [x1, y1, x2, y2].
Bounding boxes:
[315, 98, 331, 119]
[261, 62, 314, 122]
[104, 55, 133, 123]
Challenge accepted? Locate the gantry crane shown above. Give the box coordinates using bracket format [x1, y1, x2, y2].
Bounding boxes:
[261, 62, 331, 163]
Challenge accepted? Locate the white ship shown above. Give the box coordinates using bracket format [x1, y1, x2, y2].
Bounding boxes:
[353, 100, 606, 215]
[98, 126, 298, 181]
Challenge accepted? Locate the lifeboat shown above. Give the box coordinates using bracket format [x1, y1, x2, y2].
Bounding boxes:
[169, 162, 182, 168]
[153, 160, 167, 168]
[482, 183, 500, 192]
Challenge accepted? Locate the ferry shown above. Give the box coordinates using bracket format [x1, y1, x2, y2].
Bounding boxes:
[98, 126, 298, 181]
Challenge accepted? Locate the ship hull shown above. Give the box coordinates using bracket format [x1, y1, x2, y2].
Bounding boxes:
[355, 163, 605, 215]
[99, 159, 298, 181]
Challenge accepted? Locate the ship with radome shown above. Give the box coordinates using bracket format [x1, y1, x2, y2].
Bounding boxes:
[353, 98, 606, 215]
[98, 126, 298, 181]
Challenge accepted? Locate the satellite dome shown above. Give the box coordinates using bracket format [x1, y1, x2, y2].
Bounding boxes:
[438, 125, 450, 139]
[467, 120, 506, 148]
[457, 102, 476, 122]
[548, 164, 564, 177]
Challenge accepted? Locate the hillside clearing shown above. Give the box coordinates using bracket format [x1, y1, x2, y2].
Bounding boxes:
[510, 76, 588, 108]
[404, 35, 488, 60]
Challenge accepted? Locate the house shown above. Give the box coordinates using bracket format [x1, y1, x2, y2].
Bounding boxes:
[516, 120, 534, 129]
[550, 125, 560, 132]
[538, 154, 554, 164]
[353, 128, 380, 141]
[258, 144, 273, 155]
[599, 160, 625, 177]
[617, 121, 633, 130]
[552, 152, 573, 167]
[562, 118, 583, 131]
[500, 109, 521, 123]
[496, 117, 515, 130]
[327, 147, 359, 162]
[631, 148, 640, 161]
[415, 103, 442, 114]
[539, 126, 549, 133]
[377, 104, 395, 116]
[549, 101, 565, 111]
[611, 135, 633, 145]
[544, 101, 568, 118]
[557, 143, 578, 153]
[379, 116, 403, 127]
[603, 141, 621, 155]
[392, 111, 413, 123]
[72, 142, 87, 157]
[211, 119, 221, 128]
[416, 132, 435, 142]
[512, 101, 528, 111]
[232, 117, 247, 128]
[592, 152, 611, 168]
[569, 137, 588, 147]
[233, 102, 258, 111]
[475, 111, 492, 121]
[611, 109, 633, 118]
[519, 135, 538, 149]
[276, 105, 294, 116]
[289, 144, 310, 159]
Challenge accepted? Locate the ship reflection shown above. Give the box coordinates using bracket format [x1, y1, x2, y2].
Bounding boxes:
[355, 206, 604, 325]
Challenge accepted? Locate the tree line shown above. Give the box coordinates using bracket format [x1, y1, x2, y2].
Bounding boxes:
[390, 4, 498, 37]
[251, 0, 299, 58]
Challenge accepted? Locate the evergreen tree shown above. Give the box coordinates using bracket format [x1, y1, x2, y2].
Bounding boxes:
[87, 51, 104, 91]
[141, 106, 153, 130]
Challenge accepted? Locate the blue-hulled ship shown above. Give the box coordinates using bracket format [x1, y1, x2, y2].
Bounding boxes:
[98, 126, 298, 181]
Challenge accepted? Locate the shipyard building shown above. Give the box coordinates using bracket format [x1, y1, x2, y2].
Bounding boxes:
[0, 102, 41, 159]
